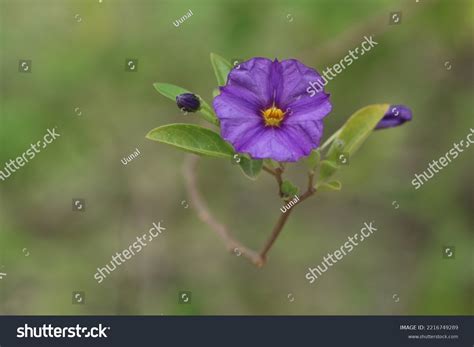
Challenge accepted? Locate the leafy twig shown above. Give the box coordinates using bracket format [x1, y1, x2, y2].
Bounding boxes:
[183, 155, 317, 267]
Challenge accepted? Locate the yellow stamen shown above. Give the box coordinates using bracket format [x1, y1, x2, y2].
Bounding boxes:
[262, 106, 285, 127]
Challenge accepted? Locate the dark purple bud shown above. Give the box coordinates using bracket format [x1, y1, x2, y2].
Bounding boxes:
[375, 104, 412, 130]
[176, 93, 201, 112]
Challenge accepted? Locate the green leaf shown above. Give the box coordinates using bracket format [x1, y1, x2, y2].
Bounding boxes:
[316, 180, 342, 191]
[305, 149, 321, 170]
[238, 156, 263, 180]
[319, 160, 339, 182]
[326, 104, 390, 160]
[210, 53, 232, 86]
[281, 180, 299, 197]
[319, 104, 390, 181]
[146, 123, 234, 158]
[153, 83, 219, 126]
[153, 82, 188, 101]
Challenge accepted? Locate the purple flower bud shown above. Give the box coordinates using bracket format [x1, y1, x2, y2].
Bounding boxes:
[375, 105, 412, 130]
[176, 93, 201, 112]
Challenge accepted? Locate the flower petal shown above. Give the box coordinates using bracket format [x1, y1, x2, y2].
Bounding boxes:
[220, 117, 263, 147]
[375, 104, 412, 130]
[214, 89, 262, 120]
[284, 92, 332, 125]
[233, 121, 323, 162]
[223, 57, 276, 108]
[274, 59, 326, 109]
[283, 121, 324, 154]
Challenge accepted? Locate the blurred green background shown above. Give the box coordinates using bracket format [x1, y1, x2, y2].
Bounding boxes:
[0, 0, 472, 315]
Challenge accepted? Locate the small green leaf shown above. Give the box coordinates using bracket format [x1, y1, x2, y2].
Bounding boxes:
[316, 180, 342, 191]
[305, 149, 321, 170]
[319, 160, 339, 182]
[281, 180, 299, 197]
[210, 53, 232, 86]
[326, 104, 390, 160]
[153, 82, 188, 101]
[146, 123, 233, 158]
[212, 88, 220, 98]
[238, 156, 263, 180]
[153, 83, 219, 126]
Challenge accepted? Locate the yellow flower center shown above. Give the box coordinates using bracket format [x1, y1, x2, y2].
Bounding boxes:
[262, 106, 285, 127]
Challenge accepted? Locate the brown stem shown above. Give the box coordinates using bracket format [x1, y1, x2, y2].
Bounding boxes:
[259, 172, 316, 261]
[275, 167, 284, 197]
[307, 171, 315, 191]
[262, 165, 276, 176]
[259, 206, 295, 261]
[183, 155, 317, 267]
[183, 155, 265, 266]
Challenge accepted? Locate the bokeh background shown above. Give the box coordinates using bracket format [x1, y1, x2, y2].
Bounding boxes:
[0, 0, 472, 315]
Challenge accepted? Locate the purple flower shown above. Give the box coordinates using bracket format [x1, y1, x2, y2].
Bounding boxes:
[213, 58, 332, 162]
[176, 93, 201, 112]
[375, 105, 412, 130]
